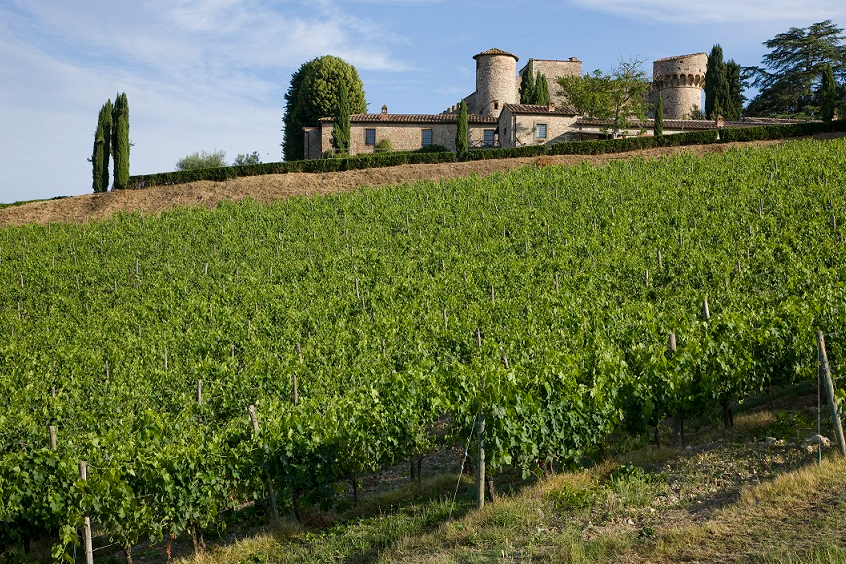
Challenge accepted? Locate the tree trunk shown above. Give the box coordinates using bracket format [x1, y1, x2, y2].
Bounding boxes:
[484, 473, 496, 502]
[673, 415, 684, 447]
[125, 545, 133, 564]
[721, 400, 734, 429]
[291, 491, 303, 524]
[653, 424, 661, 447]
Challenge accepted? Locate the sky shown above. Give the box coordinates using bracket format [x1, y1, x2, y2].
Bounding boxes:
[1, 1, 844, 204]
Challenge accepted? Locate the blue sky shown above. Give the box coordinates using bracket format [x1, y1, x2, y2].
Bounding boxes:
[1, 1, 844, 204]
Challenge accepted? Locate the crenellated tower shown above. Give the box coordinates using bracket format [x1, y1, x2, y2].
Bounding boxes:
[652, 53, 707, 120]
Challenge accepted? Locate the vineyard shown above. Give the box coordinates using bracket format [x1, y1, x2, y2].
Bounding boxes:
[2, 137, 846, 562]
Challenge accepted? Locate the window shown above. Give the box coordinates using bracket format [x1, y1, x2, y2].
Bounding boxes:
[421, 129, 433, 147]
[365, 128, 376, 146]
[483, 130, 495, 147]
[536, 123, 547, 139]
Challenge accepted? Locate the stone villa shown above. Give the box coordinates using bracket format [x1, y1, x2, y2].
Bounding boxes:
[303, 48, 712, 159]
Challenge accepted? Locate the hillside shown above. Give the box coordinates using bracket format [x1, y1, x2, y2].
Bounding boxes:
[3, 135, 846, 564]
[0, 136, 829, 227]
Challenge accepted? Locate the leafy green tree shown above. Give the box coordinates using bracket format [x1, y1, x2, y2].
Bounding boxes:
[653, 96, 663, 136]
[519, 63, 535, 104]
[745, 20, 846, 117]
[233, 152, 261, 166]
[455, 100, 468, 158]
[533, 73, 550, 105]
[92, 99, 112, 193]
[558, 57, 650, 139]
[283, 56, 366, 161]
[331, 83, 351, 155]
[111, 93, 130, 190]
[821, 63, 837, 122]
[175, 150, 227, 171]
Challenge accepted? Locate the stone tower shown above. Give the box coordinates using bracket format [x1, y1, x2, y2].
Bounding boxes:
[472, 48, 519, 117]
[652, 53, 707, 120]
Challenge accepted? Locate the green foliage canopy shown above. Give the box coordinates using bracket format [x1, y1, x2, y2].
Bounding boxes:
[558, 58, 650, 139]
[519, 63, 535, 104]
[331, 83, 351, 155]
[745, 20, 846, 117]
[175, 150, 227, 171]
[283, 56, 366, 161]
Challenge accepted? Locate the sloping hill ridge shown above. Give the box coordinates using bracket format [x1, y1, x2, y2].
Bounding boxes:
[3, 136, 838, 228]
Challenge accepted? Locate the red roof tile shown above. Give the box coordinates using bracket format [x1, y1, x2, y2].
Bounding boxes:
[318, 113, 498, 124]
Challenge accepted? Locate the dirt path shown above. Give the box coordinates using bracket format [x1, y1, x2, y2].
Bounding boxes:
[2, 135, 841, 227]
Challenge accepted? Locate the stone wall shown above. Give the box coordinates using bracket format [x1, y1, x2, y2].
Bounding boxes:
[312, 120, 496, 156]
[499, 107, 579, 148]
[517, 58, 582, 105]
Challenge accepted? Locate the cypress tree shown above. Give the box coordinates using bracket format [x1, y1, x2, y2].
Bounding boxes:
[112, 93, 130, 190]
[705, 44, 728, 119]
[455, 100, 468, 159]
[821, 63, 836, 122]
[653, 96, 664, 136]
[534, 73, 550, 105]
[519, 62, 535, 104]
[92, 99, 112, 193]
[331, 83, 351, 154]
[725, 60, 743, 120]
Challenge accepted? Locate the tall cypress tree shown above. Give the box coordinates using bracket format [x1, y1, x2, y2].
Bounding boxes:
[705, 44, 728, 119]
[455, 100, 468, 159]
[821, 63, 836, 122]
[112, 93, 130, 190]
[519, 62, 535, 104]
[92, 99, 112, 193]
[725, 60, 743, 120]
[331, 83, 351, 154]
[653, 96, 664, 136]
[534, 73, 550, 105]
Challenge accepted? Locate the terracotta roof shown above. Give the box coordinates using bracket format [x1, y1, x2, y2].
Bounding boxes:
[503, 103, 579, 115]
[318, 113, 498, 124]
[473, 48, 519, 61]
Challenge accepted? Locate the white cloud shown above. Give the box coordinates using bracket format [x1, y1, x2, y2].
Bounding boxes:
[568, 0, 846, 24]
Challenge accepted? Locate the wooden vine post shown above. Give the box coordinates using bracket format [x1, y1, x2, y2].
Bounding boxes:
[79, 462, 94, 564]
[816, 331, 846, 457]
[248, 405, 280, 520]
[475, 327, 487, 510]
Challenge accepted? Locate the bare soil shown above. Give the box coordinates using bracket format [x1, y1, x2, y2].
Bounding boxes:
[5, 135, 843, 228]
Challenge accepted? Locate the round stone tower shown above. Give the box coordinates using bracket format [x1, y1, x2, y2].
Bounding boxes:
[653, 53, 707, 120]
[473, 48, 519, 117]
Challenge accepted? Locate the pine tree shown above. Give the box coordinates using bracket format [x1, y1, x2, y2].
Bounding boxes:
[455, 100, 468, 159]
[92, 99, 112, 193]
[534, 73, 550, 105]
[519, 62, 535, 104]
[112, 93, 130, 190]
[331, 83, 351, 154]
[821, 63, 836, 122]
[653, 96, 664, 136]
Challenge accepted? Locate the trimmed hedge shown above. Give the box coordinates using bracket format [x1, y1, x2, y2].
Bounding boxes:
[129, 150, 457, 189]
[718, 120, 843, 143]
[128, 121, 842, 189]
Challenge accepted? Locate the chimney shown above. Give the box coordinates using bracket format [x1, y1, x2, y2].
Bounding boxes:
[381, 105, 388, 120]
[547, 101, 555, 112]
[715, 114, 724, 127]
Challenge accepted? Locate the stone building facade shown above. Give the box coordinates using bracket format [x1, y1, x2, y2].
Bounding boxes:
[304, 47, 714, 158]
